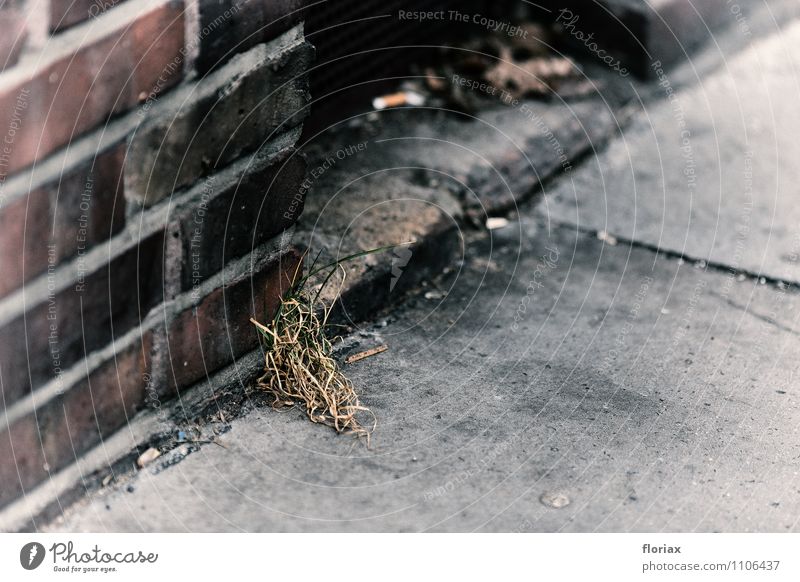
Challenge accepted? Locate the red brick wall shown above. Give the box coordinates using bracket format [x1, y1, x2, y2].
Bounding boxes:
[0, 0, 310, 510]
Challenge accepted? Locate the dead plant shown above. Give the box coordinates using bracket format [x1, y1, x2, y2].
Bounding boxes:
[250, 246, 402, 444]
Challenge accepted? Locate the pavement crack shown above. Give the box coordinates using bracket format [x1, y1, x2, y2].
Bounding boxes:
[549, 219, 800, 294]
[707, 290, 800, 338]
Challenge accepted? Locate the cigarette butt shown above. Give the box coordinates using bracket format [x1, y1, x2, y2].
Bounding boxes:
[372, 91, 424, 110]
[136, 447, 160, 468]
[597, 230, 618, 246]
[486, 217, 509, 230]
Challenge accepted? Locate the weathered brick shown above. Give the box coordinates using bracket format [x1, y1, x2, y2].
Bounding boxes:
[0, 1, 27, 72]
[39, 333, 152, 480]
[165, 247, 301, 391]
[0, 0, 316, 515]
[0, 333, 151, 509]
[172, 147, 306, 291]
[196, 0, 304, 74]
[0, 230, 164, 407]
[50, 0, 128, 32]
[0, 190, 51, 300]
[0, 0, 185, 175]
[125, 34, 312, 206]
[0, 415, 43, 510]
[0, 143, 126, 299]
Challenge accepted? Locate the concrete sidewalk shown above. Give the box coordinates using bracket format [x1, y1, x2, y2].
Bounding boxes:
[49, 213, 800, 532]
[46, 13, 800, 533]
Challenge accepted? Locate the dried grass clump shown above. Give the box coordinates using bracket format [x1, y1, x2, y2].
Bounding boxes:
[250, 248, 397, 443]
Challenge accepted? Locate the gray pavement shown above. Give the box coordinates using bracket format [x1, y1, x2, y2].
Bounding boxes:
[49, 213, 800, 531]
[47, 16, 800, 533]
[545, 19, 800, 284]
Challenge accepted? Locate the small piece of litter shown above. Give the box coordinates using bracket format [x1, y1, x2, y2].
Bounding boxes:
[540, 491, 571, 509]
[660, 308, 671, 315]
[424, 290, 445, 300]
[101, 474, 113, 487]
[345, 345, 389, 364]
[177, 430, 187, 442]
[596, 230, 618, 246]
[372, 91, 424, 110]
[136, 447, 161, 468]
[486, 217, 509, 230]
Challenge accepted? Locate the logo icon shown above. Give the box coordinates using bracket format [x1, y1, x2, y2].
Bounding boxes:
[390, 246, 413, 292]
[20, 542, 45, 570]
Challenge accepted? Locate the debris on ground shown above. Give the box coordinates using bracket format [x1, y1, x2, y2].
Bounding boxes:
[136, 447, 161, 468]
[539, 491, 571, 509]
[345, 345, 389, 364]
[211, 436, 229, 449]
[486, 217, 510, 230]
[372, 90, 425, 110]
[596, 230, 618, 246]
[401, 21, 594, 114]
[424, 290, 446, 300]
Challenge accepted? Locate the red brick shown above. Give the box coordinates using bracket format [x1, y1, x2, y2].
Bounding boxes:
[39, 332, 152, 477]
[0, 230, 165, 407]
[50, 0, 128, 33]
[0, 2, 27, 72]
[0, 333, 151, 509]
[125, 37, 312, 206]
[0, 415, 44, 510]
[0, 188, 51, 300]
[129, 1, 185, 102]
[0, 143, 126, 300]
[172, 148, 306, 291]
[166, 247, 301, 391]
[0, 1, 185, 176]
[51, 145, 127, 262]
